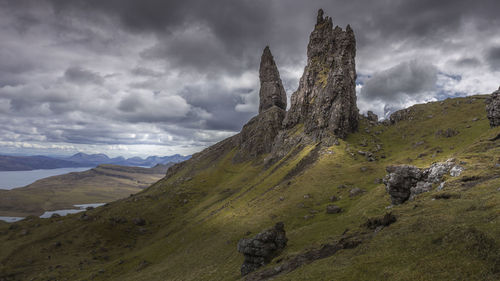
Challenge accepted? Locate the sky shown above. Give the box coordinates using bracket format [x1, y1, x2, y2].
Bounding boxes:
[0, 0, 499, 158]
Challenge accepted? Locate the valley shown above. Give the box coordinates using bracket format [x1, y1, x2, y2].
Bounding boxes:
[0, 164, 170, 217]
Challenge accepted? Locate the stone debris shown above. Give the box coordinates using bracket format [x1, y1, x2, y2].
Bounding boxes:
[326, 205, 342, 214]
[237, 222, 288, 276]
[384, 159, 464, 204]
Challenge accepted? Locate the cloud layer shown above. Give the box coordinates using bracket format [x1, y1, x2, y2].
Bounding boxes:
[0, 0, 499, 156]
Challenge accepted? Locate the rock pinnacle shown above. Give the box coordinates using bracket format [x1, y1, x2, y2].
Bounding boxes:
[259, 46, 287, 113]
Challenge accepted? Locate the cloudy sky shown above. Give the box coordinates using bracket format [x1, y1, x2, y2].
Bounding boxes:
[0, 0, 499, 157]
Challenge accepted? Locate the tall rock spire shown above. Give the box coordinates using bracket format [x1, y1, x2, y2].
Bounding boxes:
[259, 46, 287, 113]
[283, 9, 358, 139]
[233, 46, 287, 162]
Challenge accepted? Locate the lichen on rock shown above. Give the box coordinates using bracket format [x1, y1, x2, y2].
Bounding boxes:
[384, 159, 464, 204]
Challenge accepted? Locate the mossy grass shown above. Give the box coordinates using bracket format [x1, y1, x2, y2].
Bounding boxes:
[0, 95, 499, 280]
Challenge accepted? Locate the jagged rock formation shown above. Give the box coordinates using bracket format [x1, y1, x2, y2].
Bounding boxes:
[234, 107, 286, 162]
[282, 9, 358, 139]
[486, 87, 500, 127]
[384, 165, 422, 205]
[234, 47, 287, 162]
[259, 46, 287, 113]
[384, 159, 463, 204]
[389, 107, 415, 124]
[237, 222, 288, 276]
[169, 9, 359, 166]
[367, 111, 378, 122]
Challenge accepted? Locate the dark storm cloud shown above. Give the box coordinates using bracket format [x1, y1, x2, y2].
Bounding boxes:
[64, 67, 104, 85]
[361, 60, 438, 101]
[487, 46, 500, 70]
[1, 0, 500, 156]
[451, 57, 481, 68]
[130, 67, 164, 78]
[48, 0, 274, 75]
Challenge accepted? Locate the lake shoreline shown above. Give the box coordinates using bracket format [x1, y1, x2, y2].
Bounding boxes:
[0, 167, 95, 190]
[0, 203, 106, 222]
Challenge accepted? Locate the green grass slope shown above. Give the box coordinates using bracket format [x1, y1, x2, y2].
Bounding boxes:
[0, 95, 499, 281]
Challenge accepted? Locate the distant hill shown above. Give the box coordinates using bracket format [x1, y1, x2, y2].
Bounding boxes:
[0, 163, 172, 217]
[0, 153, 190, 171]
[63, 153, 190, 167]
[0, 155, 87, 171]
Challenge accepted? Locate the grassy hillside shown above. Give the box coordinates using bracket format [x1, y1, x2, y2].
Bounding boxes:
[0, 164, 170, 217]
[0, 95, 499, 281]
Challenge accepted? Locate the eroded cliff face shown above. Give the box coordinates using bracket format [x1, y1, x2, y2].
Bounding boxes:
[283, 9, 358, 139]
[171, 9, 359, 166]
[259, 46, 287, 113]
[234, 47, 287, 162]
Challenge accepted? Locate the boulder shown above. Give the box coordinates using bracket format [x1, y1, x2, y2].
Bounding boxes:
[367, 111, 378, 122]
[425, 160, 455, 183]
[133, 217, 146, 226]
[326, 205, 342, 214]
[363, 213, 397, 230]
[384, 159, 464, 204]
[384, 165, 423, 204]
[349, 187, 365, 197]
[237, 222, 288, 276]
[486, 87, 500, 127]
[435, 128, 459, 138]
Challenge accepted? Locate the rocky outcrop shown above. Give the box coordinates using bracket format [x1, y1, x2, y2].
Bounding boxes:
[384, 165, 422, 205]
[237, 222, 288, 276]
[367, 111, 378, 122]
[234, 107, 286, 162]
[234, 47, 286, 162]
[282, 9, 358, 140]
[389, 107, 417, 124]
[384, 159, 463, 204]
[259, 46, 287, 113]
[486, 87, 500, 127]
[244, 233, 362, 281]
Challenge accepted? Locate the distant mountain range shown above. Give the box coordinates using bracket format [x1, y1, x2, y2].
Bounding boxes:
[0, 153, 190, 171]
